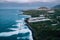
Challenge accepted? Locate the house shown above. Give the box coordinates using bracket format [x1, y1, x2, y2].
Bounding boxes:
[38, 7, 49, 11]
[28, 15, 51, 22]
[37, 7, 55, 13]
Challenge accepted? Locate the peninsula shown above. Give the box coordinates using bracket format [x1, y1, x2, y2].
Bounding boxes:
[23, 6, 60, 40]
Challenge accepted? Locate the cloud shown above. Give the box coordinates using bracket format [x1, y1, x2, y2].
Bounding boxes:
[0, 0, 59, 3]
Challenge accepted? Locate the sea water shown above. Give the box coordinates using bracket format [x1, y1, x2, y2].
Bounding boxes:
[0, 9, 33, 40]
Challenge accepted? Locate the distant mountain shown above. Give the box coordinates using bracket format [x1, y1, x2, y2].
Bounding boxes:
[52, 5, 60, 9]
[0, 2, 58, 9]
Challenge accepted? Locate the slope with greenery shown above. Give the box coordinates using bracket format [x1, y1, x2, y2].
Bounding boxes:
[23, 6, 60, 40]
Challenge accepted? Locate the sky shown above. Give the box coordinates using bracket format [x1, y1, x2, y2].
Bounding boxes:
[0, 0, 60, 3]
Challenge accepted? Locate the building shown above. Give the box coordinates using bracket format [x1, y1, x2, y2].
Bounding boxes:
[37, 7, 55, 13]
[38, 7, 49, 11]
[28, 15, 51, 22]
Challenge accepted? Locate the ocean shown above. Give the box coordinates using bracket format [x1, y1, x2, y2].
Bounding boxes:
[0, 9, 33, 40]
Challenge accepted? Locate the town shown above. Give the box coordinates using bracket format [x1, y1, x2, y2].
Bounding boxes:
[23, 5, 60, 40]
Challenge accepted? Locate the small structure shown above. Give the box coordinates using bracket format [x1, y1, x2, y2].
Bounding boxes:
[48, 10, 55, 13]
[38, 7, 49, 11]
[28, 15, 51, 22]
[37, 7, 55, 13]
[28, 18, 50, 22]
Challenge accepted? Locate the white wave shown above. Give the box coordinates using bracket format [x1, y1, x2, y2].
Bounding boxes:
[0, 31, 18, 37]
[8, 28, 18, 30]
[0, 28, 32, 37]
[0, 18, 33, 40]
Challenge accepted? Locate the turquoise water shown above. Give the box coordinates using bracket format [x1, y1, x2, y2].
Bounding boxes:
[0, 9, 33, 40]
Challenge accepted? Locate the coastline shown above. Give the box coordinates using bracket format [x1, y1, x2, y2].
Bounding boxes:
[25, 18, 36, 40]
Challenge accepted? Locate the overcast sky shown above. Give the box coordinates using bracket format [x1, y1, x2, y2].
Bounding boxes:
[0, 0, 60, 3]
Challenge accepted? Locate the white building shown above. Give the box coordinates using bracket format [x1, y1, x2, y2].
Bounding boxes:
[28, 15, 51, 22]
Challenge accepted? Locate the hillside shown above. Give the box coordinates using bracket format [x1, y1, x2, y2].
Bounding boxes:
[53, 5, 60, 9]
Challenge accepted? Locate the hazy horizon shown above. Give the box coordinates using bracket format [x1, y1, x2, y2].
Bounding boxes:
[0, 0, 60, 9]
[0, 0, 60, 3]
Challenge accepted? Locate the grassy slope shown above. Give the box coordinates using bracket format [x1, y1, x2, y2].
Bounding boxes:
[23, 9, 60, 40]
[23, 10, 47, 17]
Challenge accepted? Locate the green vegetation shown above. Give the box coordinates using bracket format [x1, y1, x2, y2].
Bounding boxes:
[28, 9, 60, 40]
[53, 5, 60, 9]
[23, 10, 47, 17]
[23, 5, 60, 40]
[29, 21, 60, 40]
